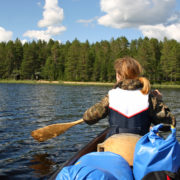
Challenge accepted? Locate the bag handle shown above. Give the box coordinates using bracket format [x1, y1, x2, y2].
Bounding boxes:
[149, 124, 176, 144]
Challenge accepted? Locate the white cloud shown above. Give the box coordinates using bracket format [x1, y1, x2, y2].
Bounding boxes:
[0, 27, 13, 42]
[46, 26, 66, 35]
[23, 25, 66, 41]
[97, 0, 180, 41]
[21, 39, 28, 44]
[38, 0, 64, 27]
[77, 17, 98, 26]
[77, 19, 94, 24]
[139, 12, 180, 41]
[23, 30, 51, 42]
[23, 0, 66, 41]
[98, 0, 176, 28]
[140, 23, 180, 41]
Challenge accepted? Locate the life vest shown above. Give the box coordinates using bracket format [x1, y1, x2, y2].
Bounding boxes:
[108, 88, 151, 137]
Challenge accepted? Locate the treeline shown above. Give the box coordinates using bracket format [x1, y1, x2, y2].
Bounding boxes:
[0, 37, 179, 83]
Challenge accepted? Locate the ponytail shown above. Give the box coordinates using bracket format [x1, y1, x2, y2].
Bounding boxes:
[139, 77, 150, 94]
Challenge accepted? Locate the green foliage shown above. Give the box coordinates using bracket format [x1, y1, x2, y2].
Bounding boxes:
[65, 39, 81, 81]
[160, 38, 180, 82]
[0, 37, 179, 83]
[0, 42, 6, 78]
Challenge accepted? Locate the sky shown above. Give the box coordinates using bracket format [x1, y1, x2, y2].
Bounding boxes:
[0, 0, 180, 44]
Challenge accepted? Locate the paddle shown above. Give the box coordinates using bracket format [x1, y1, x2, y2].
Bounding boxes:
[31, 119, 84, 142]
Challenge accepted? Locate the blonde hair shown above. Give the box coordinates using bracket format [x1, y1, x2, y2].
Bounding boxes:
[114, 57, 150, 94]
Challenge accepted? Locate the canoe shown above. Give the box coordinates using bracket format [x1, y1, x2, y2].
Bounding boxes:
[49, 127, 110, 180]
[49, 125, 180, 180]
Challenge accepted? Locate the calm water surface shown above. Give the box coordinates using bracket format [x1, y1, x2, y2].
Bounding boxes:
[0, 83, 179, 180]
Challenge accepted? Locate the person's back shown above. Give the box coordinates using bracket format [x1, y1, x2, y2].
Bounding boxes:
[83, 57, 176, 136]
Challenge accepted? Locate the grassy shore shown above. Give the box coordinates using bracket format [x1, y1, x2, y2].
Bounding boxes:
[0, 79, 180, 88]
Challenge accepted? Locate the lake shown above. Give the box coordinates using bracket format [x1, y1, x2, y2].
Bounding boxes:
[0, 83, 179, 179]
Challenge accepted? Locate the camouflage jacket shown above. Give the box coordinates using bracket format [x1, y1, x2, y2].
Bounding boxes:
[83, 79, 176, 131]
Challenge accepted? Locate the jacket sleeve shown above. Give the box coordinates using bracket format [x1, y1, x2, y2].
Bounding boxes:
[83, 95, 109, 125]
[148, 92, 176, 131]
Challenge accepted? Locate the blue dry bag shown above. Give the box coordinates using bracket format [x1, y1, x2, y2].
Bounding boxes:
[56, 151, 134, 180]
[133, 124, 180, 180]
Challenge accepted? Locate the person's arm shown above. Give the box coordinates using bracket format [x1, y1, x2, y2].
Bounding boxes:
[151, 89, 162, 100]
[83, 95, 109, 125]
[149, 91, 176, 131]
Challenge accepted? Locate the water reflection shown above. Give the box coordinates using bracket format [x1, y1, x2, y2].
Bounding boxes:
[29, 154, 55, 178]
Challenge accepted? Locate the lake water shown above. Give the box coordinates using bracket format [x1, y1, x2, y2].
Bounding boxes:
[0, 83, 179, 180]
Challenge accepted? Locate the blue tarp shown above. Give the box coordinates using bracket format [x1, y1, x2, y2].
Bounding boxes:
[56, 151, 133, 180]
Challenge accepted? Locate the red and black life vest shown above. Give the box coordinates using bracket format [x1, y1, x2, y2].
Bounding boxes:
[107, 88, 151, 137]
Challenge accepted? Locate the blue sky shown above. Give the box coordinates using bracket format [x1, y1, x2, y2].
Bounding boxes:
[0, 0, 180, 44]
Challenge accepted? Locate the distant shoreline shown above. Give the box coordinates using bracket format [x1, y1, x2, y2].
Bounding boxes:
[38, 80, 114, 86]
[0, 80, 179, 88]
[0, 80, 114, 86]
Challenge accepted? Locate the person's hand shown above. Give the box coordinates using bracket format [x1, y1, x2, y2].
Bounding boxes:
[152, 89, 162, 100]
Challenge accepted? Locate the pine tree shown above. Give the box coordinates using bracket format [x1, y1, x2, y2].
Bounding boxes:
[99, 40, 110, 82]
[0, 42, 6, 78]
[58, 41, 71, 80]
[137, 37, 153, 80]
[160, 38, 179, 82]
[148, 38, 161, 82]
[92, 42, 101, 81]
[130, 40, 138, 58]
[4, 41, 15, 78]
[14, 38, 23, 73]
[21, 41, 38, 79]
[78, 40, 90, 81]
[86, 44, 95, 81]
[36, 40, 48, 76]
[65, 39, 81, 81]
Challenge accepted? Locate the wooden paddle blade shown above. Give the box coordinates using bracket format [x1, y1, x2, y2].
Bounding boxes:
[31, 119, 84, 142]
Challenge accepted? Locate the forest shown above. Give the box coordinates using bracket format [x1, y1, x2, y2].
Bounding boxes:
[0, 36, 179, 84]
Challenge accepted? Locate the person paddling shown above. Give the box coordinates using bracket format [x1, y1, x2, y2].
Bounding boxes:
[83, 57, 176, 137]
[31, 56, 176, 142]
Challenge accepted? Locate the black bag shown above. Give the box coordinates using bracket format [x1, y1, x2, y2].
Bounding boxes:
[142, 170, 180, 180]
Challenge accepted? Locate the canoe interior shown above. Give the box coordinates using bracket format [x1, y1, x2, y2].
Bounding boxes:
[49, 127, 110, 180]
